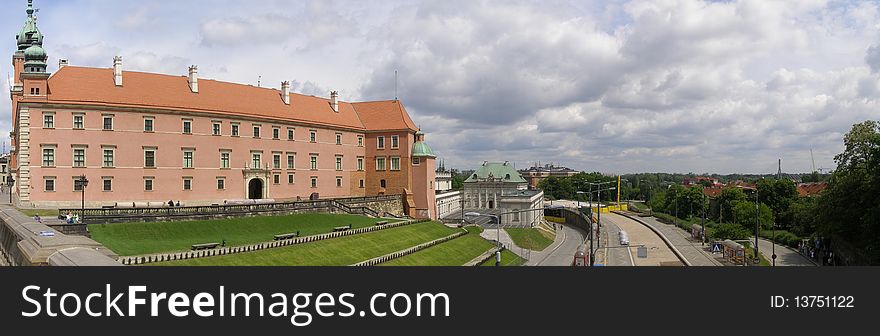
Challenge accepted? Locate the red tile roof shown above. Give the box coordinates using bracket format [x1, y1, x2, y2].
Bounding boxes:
[41, 66, 418, 132]
[797, 182, 828, 197]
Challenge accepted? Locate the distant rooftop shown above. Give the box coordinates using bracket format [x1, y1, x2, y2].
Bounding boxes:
[464, 161, 528, 183]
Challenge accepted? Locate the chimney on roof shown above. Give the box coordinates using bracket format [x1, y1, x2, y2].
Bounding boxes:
[330, 91, 339, 112]
[113, 56, 123, 86]
[281, 81, 290, 105]
[58, 59, 69, 69]
[188, 65, 199, 93]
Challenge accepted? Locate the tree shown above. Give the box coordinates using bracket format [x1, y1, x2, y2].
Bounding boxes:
[716, 188, 746, 223]
[817, 120, 880, 264]
[757, 178, 798, 227]
[731, 200, 774, 230]
[712, 223, 752, 241]
[649, 191, 667, 213]
[451, 170, 465, 190]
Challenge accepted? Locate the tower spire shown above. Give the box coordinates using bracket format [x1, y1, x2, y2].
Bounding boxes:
[27, 0, 35, 17]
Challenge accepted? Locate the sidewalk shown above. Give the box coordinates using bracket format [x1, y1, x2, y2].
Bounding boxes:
[757, 238, 816, 266]
[628, 214, 723, 266]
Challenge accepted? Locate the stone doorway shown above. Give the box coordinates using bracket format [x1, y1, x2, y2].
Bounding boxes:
[248, 178, 264, 200]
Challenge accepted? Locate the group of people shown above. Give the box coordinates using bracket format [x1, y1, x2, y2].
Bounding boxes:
[167, 200, 181, 207]
[32, 212, 81, 225]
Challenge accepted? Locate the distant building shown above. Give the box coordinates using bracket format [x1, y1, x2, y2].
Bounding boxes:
[519, 163, 579, 189]
[683, 177, 722, 188]
[463, 161, 543, 226]
[435, 160, 453, 193]
[797, 182, 828, 197]
[0, 153, 9, 185]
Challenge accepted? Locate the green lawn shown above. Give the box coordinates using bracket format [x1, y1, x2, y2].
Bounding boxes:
[505, 228, 555, 251]
[153, 222, 457, 266]
[90, 214, 396, 256]
[481, 249, 527, 266]
[19, 208, 59, 218]
[381, 227, 492, 266]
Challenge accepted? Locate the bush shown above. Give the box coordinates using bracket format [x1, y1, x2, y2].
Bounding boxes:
[760, 230, 801, 249]
[711, 223, 752, 241]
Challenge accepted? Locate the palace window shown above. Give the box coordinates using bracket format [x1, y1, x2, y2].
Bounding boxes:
[217, 178, 226, 190]
[274, 174, 281, 185]
[413, 157, 421, 166]
[288, 128, 295, 141]
[183, 150, 194, 168]
[44, 178, 55, 192]
[231, 124, 240, 137]
[73, 115, 84, 129]
[336, 133, 342, 145]
[220, 152, 231, 169]
[144, 118, 154, 132]
[273, 128, 280, 140]
[391, 135, 399, 149]
[144, 149, 156, 168]
[103, 179, 113, 192]
[103, 149, 115, 168]
[273, 154, 281, 169]
[336, 177, 343, 188]
[376, 157, 386, 171]
[377, 136, 385, 149]
[310, 177, 318, 188]
[103, 116, 113, 130]
[310, 130, 317, 143]
[357, 157, 364, 171]
[144, 178, 154, 192]
[357, 136, 364, 147]
[213, 123, 221, 136]
[380, 179, 387, 189]
[390, 157, 400, 171]
[288, 174, 295, 184]
[183, 178, 193, 191]
[253, 126, 261, 138]
[359, 179, 365, 189]
[251, 153, 262, 169]
[336, 156, 343, 171]
[74, 178, 85, 192]
[43, 114, 54, 129]
[73, 148, 86, 168]
[42, 148, 55, 167]
[183, 120, 192, 134]
[310, 155, 318, 170]
[287, 154, 296, 169]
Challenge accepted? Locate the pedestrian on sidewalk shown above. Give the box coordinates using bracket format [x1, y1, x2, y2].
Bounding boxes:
[34, 214, 42, 224]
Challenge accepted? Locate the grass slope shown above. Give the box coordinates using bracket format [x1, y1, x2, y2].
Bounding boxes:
[153, 222, 457, 266]
[381, 227, 491, 266]
[90, 214, 392, 256]
[481, 249, 527, 266]
[505, 228, 555, 251]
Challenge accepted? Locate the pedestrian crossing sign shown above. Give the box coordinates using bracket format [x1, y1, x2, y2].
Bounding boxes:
[711, 243, 722, 253]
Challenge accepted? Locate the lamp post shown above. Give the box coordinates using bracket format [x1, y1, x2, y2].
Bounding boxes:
[754, 184, 760, 265]
[467, 207, 553, 266]
[77, 175, 89, 220]
[586, 185, 616, 266]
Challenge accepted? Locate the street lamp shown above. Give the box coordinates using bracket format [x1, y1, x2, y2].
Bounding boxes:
[77, 175, 89, 220]
[754, 184, 760, 265]
[586, 185, 615, 266]
[467, 207, 553, 266]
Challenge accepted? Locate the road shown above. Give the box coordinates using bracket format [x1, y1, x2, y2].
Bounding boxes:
[601, 213, 681, 266]
[599, 215, 633, 266]
[529, 224, 586, 266]
[757, 238, 816, 266]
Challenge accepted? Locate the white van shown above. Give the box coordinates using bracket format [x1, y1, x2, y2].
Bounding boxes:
[619, 231, 630, 246]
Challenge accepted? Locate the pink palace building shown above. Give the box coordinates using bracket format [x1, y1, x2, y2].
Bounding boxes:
[7, 1, 438, 219]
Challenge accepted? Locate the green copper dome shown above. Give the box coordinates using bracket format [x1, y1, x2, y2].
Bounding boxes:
[16, 1, 42, 51]
[412, 141, 435, 158]
[24, 45, 46, 60]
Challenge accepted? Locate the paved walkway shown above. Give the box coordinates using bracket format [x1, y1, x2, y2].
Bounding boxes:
[758, 238, 816, 266]
[626, 214, 723, 266]
[527, 224, 586, 266]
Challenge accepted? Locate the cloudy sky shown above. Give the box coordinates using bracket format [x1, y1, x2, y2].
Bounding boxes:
[2, 0, 879, 174]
